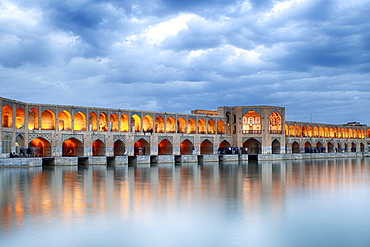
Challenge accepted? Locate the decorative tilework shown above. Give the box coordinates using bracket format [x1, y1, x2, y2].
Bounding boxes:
[62, 134, 84, 143]
[180, 136, 194, 143]
[113, 135, 126, 142]
[29, 133, 52, 142]
[134, 135, 150, 143]
[242, 137, 262, 143]
[92, 134, 105, 143]
[158, 136, 173, 143]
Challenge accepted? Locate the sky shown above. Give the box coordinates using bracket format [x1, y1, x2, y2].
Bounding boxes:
[0, 0, 369, 125]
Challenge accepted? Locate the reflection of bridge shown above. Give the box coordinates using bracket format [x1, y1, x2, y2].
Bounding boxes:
[1, 96, 369, 165]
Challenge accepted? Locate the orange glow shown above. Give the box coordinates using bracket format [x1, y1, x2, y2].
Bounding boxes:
[74, 111, 86, 131]
[120, 114, 129, 132]
[198, 119, 206, 134]
[2, 104, 12, 127]
[29, 137, 51, 157]
[187, 118, 196, 134]
[58, 110, 72, 130]
[99, 113, 108, 131]
[208, 119, 215, 134]
[289, 125, 295, 136]
[155, 116, 164, 133]
[200, 139, 213, 154]
[158, 139, 173, 155]
[269, 111, 282, 132]
[16, 107, 24, 129]
[177, 117, 186, 133]
[307, 126, 313, 137]
[28, 108, 39, 130]
[242, 110, 261, 133]
[166, 117, 175, 133]
[41, 109, 55, 130]
[131, 114, 141, 132]
[110, 113, 119, 131]
[180, 139, 194, 155]
[92, 139, 105, 156]
[217, 120, 225, 134]
[142, 115, 153, 132]
[296, 125, 301, 137]
[89, 112, 98, 131]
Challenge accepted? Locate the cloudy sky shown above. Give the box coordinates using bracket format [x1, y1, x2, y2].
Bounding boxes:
[0, 0, 369, 125]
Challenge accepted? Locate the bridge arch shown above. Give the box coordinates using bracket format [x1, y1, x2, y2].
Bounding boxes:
[304, 141, 312, 153]
[41, 109, 55, 130]
[143, 115, 153, 132]
[272, 139, 280, 154]
[110, 113, 119, 131]
[188, 118, 196, 134]
[131, 114, 141, 132]
[58, 110, 72, 130]
[99, 112, 108, 131]
[217, 120, 225, 134]
[180, 139, 194, 155]
[327, 142, 334, 153]
[292, 141, 300, 153]
[219, 140, 231, 154]
[74, 111, 86, 131]
[166, 116, 176, 133]
[200, 139, 213, 154]
[2, 104, 12, 128]
[208, 119, 215, 134]
[155, 116, 164, 133]
[28, 108, 39, 130]
[120, 114, 129, 132]
[89, 112, 98, 131]
[198, 119, 206, 134]
[177, 117, 186, 133]
[63, 138, 84, 157]
[134, 138, 150, 155]
[114, 140, 126, 156]
[269, 111, 282, 133]
[158, 139, 173, 155]
[29, 137, 51, 157]
[243, 138, 261, 155]
[16, 107, 25, 129]
[92, 139, 105, 156]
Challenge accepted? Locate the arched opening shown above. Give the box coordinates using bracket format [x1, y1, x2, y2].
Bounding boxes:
[180, 139, 194, 155]
[155, 116, 164, 133]
[29, 137, 51, 157]
[188, 118, 196, 134]
[143, 115, 153, 132]
[177, 117, 186, 133]
[360, 143, 365, 152]
[208, 119, 215, 134]
[28, 108, 39, 130]
[330, 128, 335, 138]
[62, 138, 84, 157]
[304, 141, 312, 153]
[269, 111, 282, 134]
[295, 125, 301, 137]
[2, 104, 12, 128]
[307, 126, 313, 137]
[2, 134, 12, 154]
[200, 139, 213, 154]
[316, 126, 321, 137]
[131, 114, 141, 132]
[16, 134, 25, 155]
[292, 141, 300, 153]
[89, 112, 98, 131]
[41, 109, 55, 130]
[92, 139, 105, 156]
[272, 139, 280, 154]
[351, 142, 356, 152]
[99, 112, 108, 131]
[158, 139, 173, 155]
[337, 143, 342, 153]
[242, 111, 261, 133]
[74, 111, 86, 131]
[289, 125, 295, 137]
[366, 129, 370, 138]
[15, 107, 25, 129]
[217, 120, 225, 134]
[302, 126, 307, 137]
[316, 142, 323, 153]
[166, 116, 176, 133]
[243, 138, 261, 155]
[134, 139, 150, 155]
[344, 143, 348, 152]
[218, 140, 231, 154]
[114, 140, 126, 156]
[58, 110, 72, 130]
[120, 114, 129, 132]
[324, 127, 329, 138]
[110, 113, 119, 131]
[327, 142, 334, 153]
[353, 129, 358, 139]
[198, 119, 206, 134]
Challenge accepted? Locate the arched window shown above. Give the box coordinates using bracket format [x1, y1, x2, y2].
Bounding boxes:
[120, 114, 129, 132]
[188, 118, 196, 134]
[131, 114, 141, 132]
[99, 113, 108, 131]
[74, 111, 86, 131]
[242, 111, 261, 134]
[28, 108, 39, 130]
[289, 125, 295, 137]
[198, 119, 206, 134]
[2, 104, 12, 128]
[110, 113, 119, 131]
[208, 119, 215, 134]
[177, 117, 186, 133]
[269, 111, 282, 134]
[143, 115, 153, 132]
[15, 107, 25, 129]
[155, 116, 164, 133]
[217, 120, 225, 134]
[58, 110, 72, 130]
[41, 109, 55, 130]
[166, 116, 176, 133]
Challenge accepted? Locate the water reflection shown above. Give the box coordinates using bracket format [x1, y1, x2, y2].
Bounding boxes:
[1, 158, 370, 246]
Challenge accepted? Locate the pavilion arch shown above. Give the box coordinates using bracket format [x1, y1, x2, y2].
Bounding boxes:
[89, 112, 98, 131]
[58, 110, 72, 130]
[180, 139, 194, 155]
[208, 119, 216, 134]
[296, 125, 301, 137]
[243, 138, 261, 155]
[2, 133, 11, 153]
[177, 117, 186, 133]
[316, 142, 323, 152]
[29, 137, 51, 157]
[330, 128, 335, 138]
[200, 139, 213, 154]
[2, 104, 12, 128]
[349, 129, 353, 138]
[188, 118, 196, 134]
[15, 134, 25, 154]
[219, 140, 231, 154]
[131, 114, 141, 132]
[269, 111, 282, 133]
[345, 129, 349, 138]
[217, 120, 225, 134]
[28, 108, 39, 130]
[99, 112, 108, 131]
[304, 141, 312, 153]
[285, 124, 289, 136]
[114, 140, 126, 156]
[324, 127, 329, 138]
[41, 109, 55, 130]
[302, 126, 307, 137]
[289, 125, 295, 137]
[92, 139, 105, 156]
[74, 111, 86, 131]
[359, 129, 363, 139]
[292, 141, 300, 153]
[134, 138, 150, 155]
[353, 129, 357, 139]
[327, 142, 334, 153]
[110, 113, 119, 132]
[307, 126, 313, 137]
[15, 107, 25, 129]
[316, 126, 321, 137]
[62, 138, 84, 157]
[143, 115, 153, 132]
[166, 116, 176, 133]
[155, 116, 164, 133]
[198, 119, 206, 134]
[242, 110, 261, 133]
[350, 142, 356, 152]
[158, 139, 173, 155]
[367, 129, 370, 138]
[120, 114, 129, 132]
[272, 139, 280, 154]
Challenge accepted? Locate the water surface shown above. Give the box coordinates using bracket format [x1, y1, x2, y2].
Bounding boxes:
[1, 158, 370, 246]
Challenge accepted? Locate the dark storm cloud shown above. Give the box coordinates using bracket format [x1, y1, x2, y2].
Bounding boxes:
[0, 0, 369, 124]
